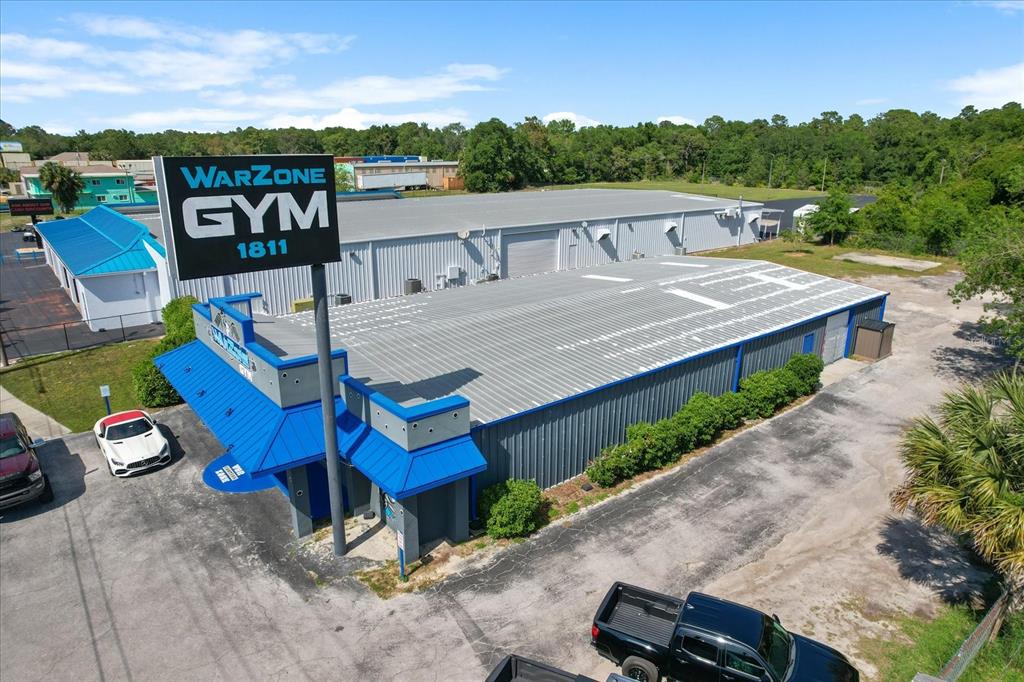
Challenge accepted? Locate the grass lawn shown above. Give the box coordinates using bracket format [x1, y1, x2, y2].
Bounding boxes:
[704, 240, 959, 279]
[539, 180, 825, 202]
[0, 339, 160, 432]
[865, 605, 1024, 682]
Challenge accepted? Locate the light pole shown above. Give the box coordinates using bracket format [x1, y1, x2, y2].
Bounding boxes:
[939, 159, 947, 186]
[768, 154, 780, 189]
[821, 157, 828, 192]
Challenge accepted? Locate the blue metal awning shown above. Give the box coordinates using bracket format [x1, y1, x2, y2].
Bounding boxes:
[156, 340, 486, 499]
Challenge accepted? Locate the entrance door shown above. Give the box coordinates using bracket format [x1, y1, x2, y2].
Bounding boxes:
[502, 230, 558, 278]
[821, 312, 848, 364]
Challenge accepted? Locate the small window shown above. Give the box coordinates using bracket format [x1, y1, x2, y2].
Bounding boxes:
[725, 651, 766, 678]
[90, 179, 101, 186]
[115, 178, 125, 184]
[96, 195, 106, 202]
[117, 194, 128, 201]
[681, 636, 717, 663]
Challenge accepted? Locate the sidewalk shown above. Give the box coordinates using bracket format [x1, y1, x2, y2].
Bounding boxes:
[0, 384, 71, 441]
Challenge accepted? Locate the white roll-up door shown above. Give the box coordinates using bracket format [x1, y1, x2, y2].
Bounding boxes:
[502, 230, 558, 278]
[822, 312, 849, 364]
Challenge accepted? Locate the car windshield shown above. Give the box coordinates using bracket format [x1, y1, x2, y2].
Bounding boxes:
[758, 617, 793, 680]
[105, 419, 152, 440]
[0, 435, 26, 459]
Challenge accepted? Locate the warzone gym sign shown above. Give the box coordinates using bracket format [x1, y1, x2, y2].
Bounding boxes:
[155, 155, 342, 280]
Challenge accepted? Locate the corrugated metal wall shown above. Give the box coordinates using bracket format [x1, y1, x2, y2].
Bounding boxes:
[472, 296, 887, 491]
[740, 317, 827, 378]
[471, 347, 736, 489]
[175, 211, 757, 315]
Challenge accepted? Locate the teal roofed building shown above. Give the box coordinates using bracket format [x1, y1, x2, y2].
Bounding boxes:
[35, 206, 170, 330]
[21, 164, 157, 209]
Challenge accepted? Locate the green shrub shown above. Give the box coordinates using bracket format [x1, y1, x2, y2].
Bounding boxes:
[628, 421, 679, 469]
[785, 353, 824, 395]
[776, 368, 805, 403]
[131, 359, 181, 407]
[676, 392, 723, 446]
[479, 479, 543, 538]
[715, 391, 748, 430]
[586, 444, 641, 488]
[161, 295, 198, 338]
[739, 371, 791, 419]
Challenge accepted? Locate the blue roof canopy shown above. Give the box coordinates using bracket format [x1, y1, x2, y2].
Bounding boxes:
[36, 205, 163, 276]
[155, 340, 485, 499]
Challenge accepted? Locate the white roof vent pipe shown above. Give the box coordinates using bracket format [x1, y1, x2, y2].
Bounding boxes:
[664, 222, 678, 234]
[594, 228, 612, 240]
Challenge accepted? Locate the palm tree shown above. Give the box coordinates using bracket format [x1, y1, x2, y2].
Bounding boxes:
[37, 161, 84, 214]
[892, 372, 1024, 608]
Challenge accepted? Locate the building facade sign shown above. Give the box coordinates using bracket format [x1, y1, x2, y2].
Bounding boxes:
[7, 197, 54, 216]
[155, 154, 341, 280]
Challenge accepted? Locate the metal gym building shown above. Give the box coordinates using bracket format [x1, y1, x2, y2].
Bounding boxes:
[128, 189, 765, 315]
[156, 254, 887, 559]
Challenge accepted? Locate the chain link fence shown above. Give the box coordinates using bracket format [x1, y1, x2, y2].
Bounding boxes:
[1, 310, 164, 361]
[914, 589, 1011, 682]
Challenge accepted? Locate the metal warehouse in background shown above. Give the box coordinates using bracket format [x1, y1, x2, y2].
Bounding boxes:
[122, 189, 764, 315]
[156, 255, 887, 558]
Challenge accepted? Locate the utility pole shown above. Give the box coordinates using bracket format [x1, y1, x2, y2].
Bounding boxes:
[939, 159, 947, 186]
[0, 329, 8, 368]
[821, 158, 827, 192]
[768, 154, 775, 189]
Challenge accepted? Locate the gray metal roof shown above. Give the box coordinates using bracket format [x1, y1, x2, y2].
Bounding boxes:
[253, 255, 886, 425]
[334, 189, 758, 242]
[120, 189, 758, 245]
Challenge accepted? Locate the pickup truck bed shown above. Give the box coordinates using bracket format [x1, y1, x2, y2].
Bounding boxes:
[485, 654, 598, 682]
[600, 585, 683, 648]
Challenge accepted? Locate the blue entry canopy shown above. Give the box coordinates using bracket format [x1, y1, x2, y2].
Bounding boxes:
[156, 340, 485, 499]
[36, 205, 164, 276]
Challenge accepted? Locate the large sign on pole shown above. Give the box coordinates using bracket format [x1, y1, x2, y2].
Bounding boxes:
[7, 197, 54, 217]
[154, 155, 340, 281]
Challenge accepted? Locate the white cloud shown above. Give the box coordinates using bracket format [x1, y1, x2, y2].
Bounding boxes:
[974, 1, 1024, 13]
[854, 98, 888, 106]
[946, 62, 1024, 108]
[542, 111, 601, 127]
[96, 108, 262, 130]
[0, 16, 353, 103]
[265, 107, 469, 130]
[657, 115, 697, 126]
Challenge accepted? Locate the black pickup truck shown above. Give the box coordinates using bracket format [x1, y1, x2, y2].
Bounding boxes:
[590, 583, 859, 682]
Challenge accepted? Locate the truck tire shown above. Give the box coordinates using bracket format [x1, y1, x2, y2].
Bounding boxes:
[621, 656, 659, 682]
[39, 476, 55, 504]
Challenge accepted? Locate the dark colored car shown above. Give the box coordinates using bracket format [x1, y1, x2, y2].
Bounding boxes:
[0, 413, 53, 510]
[591, 583, 859, 682]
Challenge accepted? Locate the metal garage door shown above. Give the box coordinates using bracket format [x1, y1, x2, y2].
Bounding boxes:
[822, 312, 848, 364]
[502, 230, 558, 278]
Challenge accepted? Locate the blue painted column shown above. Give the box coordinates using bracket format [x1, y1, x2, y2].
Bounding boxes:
[844, 309, 856, 357]
[731, 344, 744, 392]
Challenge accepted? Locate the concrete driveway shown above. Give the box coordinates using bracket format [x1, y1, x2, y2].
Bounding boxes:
[0, 272, 1006, 681]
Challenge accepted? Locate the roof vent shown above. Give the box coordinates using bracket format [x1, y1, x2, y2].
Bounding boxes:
[594, 228, 612, 240]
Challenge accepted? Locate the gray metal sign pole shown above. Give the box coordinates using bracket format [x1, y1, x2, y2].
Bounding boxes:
[311, 263, 347, 555]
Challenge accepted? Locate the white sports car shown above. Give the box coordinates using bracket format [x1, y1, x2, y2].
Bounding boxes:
[93, 410, 171, 477]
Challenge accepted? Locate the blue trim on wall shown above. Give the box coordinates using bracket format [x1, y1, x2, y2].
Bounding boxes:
[341, 374, 469, 420]
[879, 295, 887, 320]
[471, 293, 889, 432]
[844, 309, 856, 357]
[731, 344, 744, 391]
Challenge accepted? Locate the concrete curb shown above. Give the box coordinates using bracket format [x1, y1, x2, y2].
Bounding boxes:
[0, 384, 71, 441]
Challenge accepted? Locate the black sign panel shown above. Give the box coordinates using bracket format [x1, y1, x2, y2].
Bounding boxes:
[156, 155, 340, 280]
[7, 197, 54, 216]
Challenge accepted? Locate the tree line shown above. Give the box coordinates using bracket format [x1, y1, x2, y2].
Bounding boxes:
[2, 103, 1021, 194]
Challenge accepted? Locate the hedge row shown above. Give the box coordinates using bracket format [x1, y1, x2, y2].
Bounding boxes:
[132, 296, 198, 408]
[478, 479, 544, 539]
[586, 353, 824, 488]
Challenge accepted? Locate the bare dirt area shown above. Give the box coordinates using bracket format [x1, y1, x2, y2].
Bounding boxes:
[705, 272, 1005, 680]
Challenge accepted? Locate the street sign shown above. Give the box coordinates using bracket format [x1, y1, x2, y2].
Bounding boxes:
[154, 155, 341, 280]
[7, 197, 54, 217]
[99, 385, 111, 397]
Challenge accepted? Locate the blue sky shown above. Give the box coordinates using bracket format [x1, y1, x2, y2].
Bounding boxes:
[1, 1, 1022, 134]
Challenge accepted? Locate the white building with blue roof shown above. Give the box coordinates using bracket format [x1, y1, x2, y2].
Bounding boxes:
[35, 206, 170, 331]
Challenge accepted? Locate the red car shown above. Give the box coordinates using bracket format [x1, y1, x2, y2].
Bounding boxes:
[0, 413, 53, 510]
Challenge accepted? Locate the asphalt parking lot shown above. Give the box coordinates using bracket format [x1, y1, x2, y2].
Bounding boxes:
[0, 271, 1007, 681]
